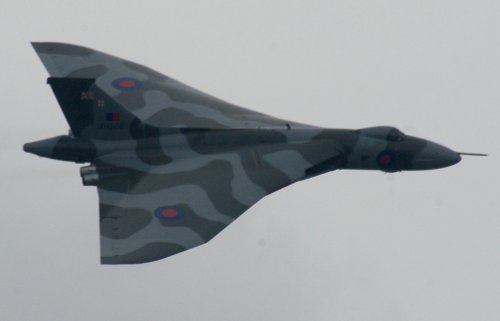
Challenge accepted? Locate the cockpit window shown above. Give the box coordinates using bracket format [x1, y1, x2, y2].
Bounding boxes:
[359, 126, 407, 141]
[387, 128, 406, 142]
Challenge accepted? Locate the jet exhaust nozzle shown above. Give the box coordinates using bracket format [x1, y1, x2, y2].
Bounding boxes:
[80, 165, 99, 186]
[80, 164, 128, 186]
[24, 135, 96, 163]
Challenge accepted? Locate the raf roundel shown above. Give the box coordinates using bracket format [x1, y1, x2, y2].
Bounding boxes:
[377, 151, 394, 166]
[112, 77, 143, 91]
[154, 206, 185, 221]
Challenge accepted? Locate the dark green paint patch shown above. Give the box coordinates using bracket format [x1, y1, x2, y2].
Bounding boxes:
[33, 42, 94, 56]
[67, 65, 108, 78]
[100, 204, 152, 239]
[98, 161, 249, 219]
[146, 108, 228, 129]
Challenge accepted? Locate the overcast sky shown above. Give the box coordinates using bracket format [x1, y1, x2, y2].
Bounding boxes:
[1, 1, 499, 320]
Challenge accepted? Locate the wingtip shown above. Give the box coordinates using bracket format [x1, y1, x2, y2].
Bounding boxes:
[31, 41, 42, 51]
[31, 42, 59, 54]
[30, 42, 95, 55]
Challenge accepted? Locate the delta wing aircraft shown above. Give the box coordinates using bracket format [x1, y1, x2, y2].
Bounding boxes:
[24, 43, 484, 264]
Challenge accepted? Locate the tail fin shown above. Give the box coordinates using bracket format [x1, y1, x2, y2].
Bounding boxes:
[47, 77, 136, 140]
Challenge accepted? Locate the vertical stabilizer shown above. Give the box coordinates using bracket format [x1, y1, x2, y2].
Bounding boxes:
[47, 77, 136, 140]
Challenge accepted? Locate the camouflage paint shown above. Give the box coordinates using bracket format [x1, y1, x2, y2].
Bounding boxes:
[24, 43, 461, 264]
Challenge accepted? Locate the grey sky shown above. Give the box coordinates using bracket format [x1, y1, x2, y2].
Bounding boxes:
[1, 1, 498, 320]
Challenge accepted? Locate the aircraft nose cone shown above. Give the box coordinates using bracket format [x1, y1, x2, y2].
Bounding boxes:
[412, 142, 461, 170]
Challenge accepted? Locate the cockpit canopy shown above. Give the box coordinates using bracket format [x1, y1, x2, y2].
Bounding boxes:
[359, 126, 406, 142]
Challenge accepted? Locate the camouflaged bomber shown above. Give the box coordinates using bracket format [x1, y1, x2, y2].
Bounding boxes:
[24, 42, 478, 264]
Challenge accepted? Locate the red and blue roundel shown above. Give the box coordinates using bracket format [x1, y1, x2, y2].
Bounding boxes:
[112, 77, 143, 91]
[377, 151, 394, 167]
[154, 206, 184, 221]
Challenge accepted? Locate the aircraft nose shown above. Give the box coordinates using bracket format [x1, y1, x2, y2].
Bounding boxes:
[412, 141, 461, 170]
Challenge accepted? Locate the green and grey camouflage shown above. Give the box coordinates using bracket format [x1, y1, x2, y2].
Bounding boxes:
[25, 43, 468, 264]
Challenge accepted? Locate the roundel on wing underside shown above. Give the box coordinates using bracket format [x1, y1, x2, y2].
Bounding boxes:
[112, 77, 143, 91]
[154, 206, 185, 221]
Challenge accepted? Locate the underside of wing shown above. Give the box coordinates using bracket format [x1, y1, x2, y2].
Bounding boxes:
[98, 166, 239, 263]
[96, 151, 302, 264]
[32, 42, 313, 130]
[94, 135, 342, 264]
